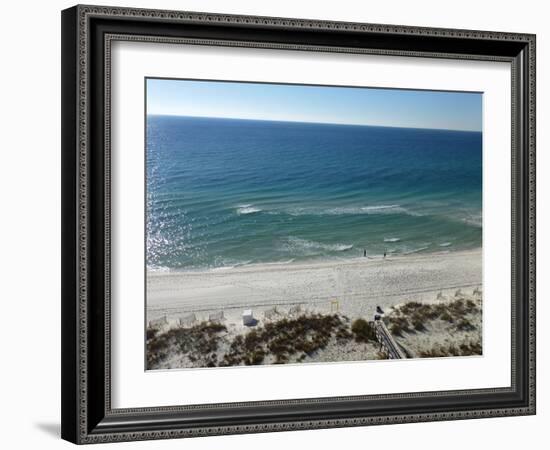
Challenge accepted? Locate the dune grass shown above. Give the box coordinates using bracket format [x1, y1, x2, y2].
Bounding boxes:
[351, 318, 377, 343]
[146, 322, 227, 369]
[146, 313, 383, 369]
[385, 298, 480, 336]
[419, 341, 482, 358]
[222, 314, 349, 366]
[146, 296, 481, 369]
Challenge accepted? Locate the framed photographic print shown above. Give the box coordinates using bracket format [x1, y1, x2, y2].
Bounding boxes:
[61, 5, 536, 444]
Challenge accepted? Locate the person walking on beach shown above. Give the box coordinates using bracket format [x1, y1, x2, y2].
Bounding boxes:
[364, 249, 367, 258]
[383, 248, 387, 258]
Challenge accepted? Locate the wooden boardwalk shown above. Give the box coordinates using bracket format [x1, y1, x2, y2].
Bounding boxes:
[373, 320, 407, 359]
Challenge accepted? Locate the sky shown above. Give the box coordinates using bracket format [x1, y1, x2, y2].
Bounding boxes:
[146, 78, 482, 132]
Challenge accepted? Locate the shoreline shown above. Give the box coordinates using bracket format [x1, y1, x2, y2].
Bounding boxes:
[148, 247, 480, 276]
[147, 248, 482, 325]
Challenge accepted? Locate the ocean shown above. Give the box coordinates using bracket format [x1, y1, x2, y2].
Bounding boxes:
[146, 115, 482, 271]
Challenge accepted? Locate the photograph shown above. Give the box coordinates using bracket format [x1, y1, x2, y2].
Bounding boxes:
[57, 3, 537, 444]
[145, 79, 483, 370]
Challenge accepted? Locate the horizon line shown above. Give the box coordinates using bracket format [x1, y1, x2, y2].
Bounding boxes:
[146, 113, 482, 133]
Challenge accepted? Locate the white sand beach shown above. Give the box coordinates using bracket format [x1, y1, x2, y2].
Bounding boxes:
[147, 249, 482, 327]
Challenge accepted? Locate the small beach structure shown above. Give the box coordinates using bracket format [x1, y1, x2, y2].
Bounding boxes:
[288, 305, 302, 317]
[179, 313, 196, 327]
[209, 311, 225, 323]
[242, 309, 255, 326]
[149, 315, 168, 329]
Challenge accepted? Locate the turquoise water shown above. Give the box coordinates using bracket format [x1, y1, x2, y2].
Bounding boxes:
[146, 115, 482, 271]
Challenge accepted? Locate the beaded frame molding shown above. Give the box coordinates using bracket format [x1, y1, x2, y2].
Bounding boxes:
[61, 4, 536, 444]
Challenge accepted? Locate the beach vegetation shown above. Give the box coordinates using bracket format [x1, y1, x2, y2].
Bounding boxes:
[456, 318, 475, 331]
[389, 298, 479, 332]
[465, 299, 478, 310]
[221, 314, 348, 366]
[351, 318, 376, 342]
[336, 326, 353, 340]
[384, 297, 482, 359]
[460, 341, 482, 355]
[419, 340, 482, 358]
[387, 316, 411, 336]
[411, 313, 426, 331]
[146, 331, 172, 368]
[146, 322, 227, 369]
[146, 328, 158, 340]
[146, 296, 482, 368]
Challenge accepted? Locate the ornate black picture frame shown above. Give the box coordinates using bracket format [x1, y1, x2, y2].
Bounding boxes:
[61, 4, 536, 444]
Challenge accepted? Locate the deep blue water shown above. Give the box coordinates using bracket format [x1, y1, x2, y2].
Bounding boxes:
[146, 115, 482, 271]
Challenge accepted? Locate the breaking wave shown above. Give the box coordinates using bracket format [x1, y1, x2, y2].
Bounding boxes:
[236, 204, 262, 215]
[284, 204, 417, 217]
[282, 237, 354, 254]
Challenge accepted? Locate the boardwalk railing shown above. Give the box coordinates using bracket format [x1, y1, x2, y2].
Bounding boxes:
[373, 320, 407, 359]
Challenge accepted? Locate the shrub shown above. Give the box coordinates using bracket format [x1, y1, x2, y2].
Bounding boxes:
[456, 318, 475, 331]
[146, 334, 171, 368]
[146, 328, 158, 341]
[224, 314, 347, 366]
[336, 326, 353, 341]
[391, 298, 480, 331]
[449, 299, 467, 317]
[458, 342, 482, 356]
[400, 302, 422, 315]
[448, 345, 460, 356]
[466, 341, 482, 355]
[400, 302, 440, 321]
[388, 316, 411, 336]
[411, 313, 426, 331]
[419, 344, 449, 358]
[351, 318, 376, 342]
[146, 321, 228, 369]
[465, 299, 478, 311]
[244, 350, 265, 365]
[419, 340, 481, 358]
